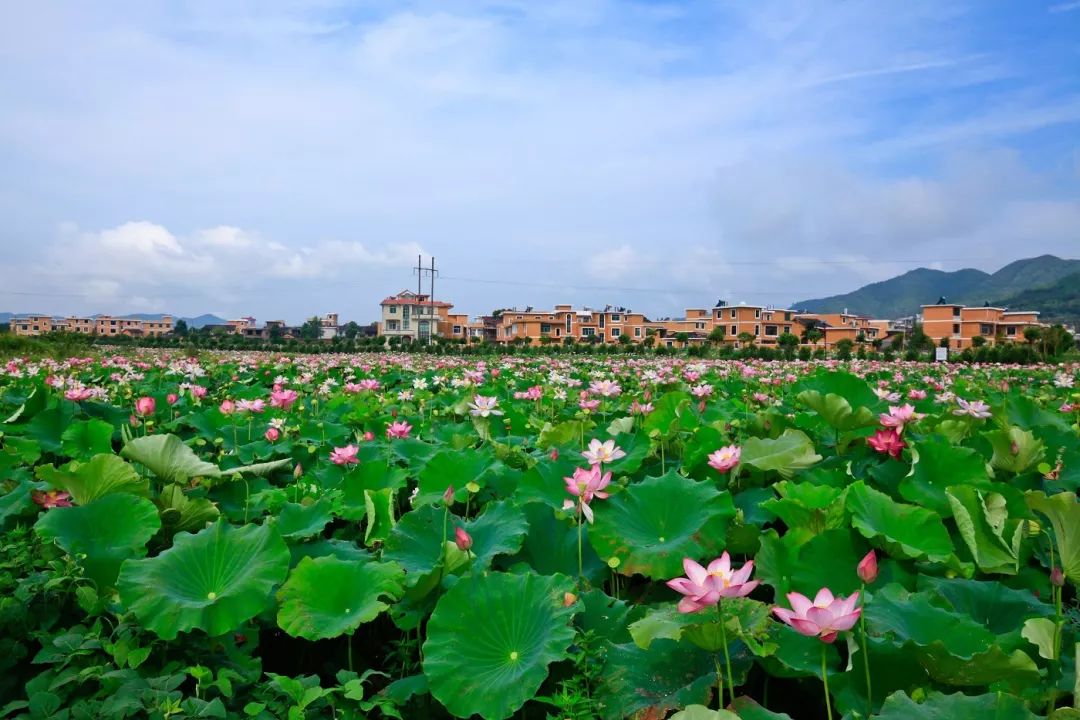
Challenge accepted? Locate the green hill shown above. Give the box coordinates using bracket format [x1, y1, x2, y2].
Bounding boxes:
[794, 255, 1080, 318]
[992, 271, 1080, 324]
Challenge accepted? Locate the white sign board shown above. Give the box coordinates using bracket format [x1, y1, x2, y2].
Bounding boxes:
[935, 347, 949, 362]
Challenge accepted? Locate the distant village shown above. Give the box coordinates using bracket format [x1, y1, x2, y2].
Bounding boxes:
[7, 290, 1052, 352]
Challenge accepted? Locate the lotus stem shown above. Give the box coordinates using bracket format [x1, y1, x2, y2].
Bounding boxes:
[347, 632, 353, 672]
[713, 653, 724, 711]
[859, 585, 872, 717]
[576, 505, 584, 586]
[821, 644, 833, 720]
[718, 600, 735, 709]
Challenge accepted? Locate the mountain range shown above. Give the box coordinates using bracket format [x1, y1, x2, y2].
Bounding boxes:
[793, 255, 1080, 322]
[0, 312, 226, 328]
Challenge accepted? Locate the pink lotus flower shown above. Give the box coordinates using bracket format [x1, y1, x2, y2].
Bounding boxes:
[362, 431, 375, 441]
[134, 396, 156, 416]
[386, 421, 413, 439]
[219, 399, 236, 414]
[589, 380, 622, 397]
[270, 388, 299, 410]
[454, 526, 473, 551]
[64, 388, 93, 402]
[691, 383, 714, 399]
[166, 393, 179, 405]
[190, 385, 208, 399]
[867, 429, 905, 458]
[773, 589, 861, 643]
[666, 553, 759, 613]
[630, 400, 654, 415]
[32, 489, 73, 509]
[562, 465, 612, 523]
[953, 398, 992, 419]
[330, 444, 360, 466]
[236, 399, 265, 414]
[857, 550, 878, 584]
[879, 404, 921, 434]
[581, 439, 626, 466]
[579, 398, 601, 412]
[708, 445, 741, 473]
[908, 389, 927, 400]
[469, 395, 502, 417]
[264, 427, 280, 442]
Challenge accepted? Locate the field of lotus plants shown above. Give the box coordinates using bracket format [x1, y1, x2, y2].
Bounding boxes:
[1, 350, 1080, 719]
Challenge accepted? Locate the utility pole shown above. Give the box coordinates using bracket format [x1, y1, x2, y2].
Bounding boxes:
[429, 256, 437, 345]
[411, 254, 439, 345]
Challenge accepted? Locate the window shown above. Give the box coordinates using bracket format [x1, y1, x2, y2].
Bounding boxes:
[666, 341, 674, 347]
[764, 313, 772, 320]
[765, 325, 778, 336]
[611, 328, 621, 337]
[389, 306, 397, 314]
[784, 325, 791, 334]
[784, 312, 791, 321]
[730, 325, 737, 335]
[566, 315, 572, 333]
[581, 327, 595, 337]
[730, 309, 736, 319]
[555, 329, 561, 337]
[634, 327, 641, 337]
[611, 314, 621, 321]
[599, 315, 606, 328]
[754, 309, 760, 318]
[386, 320, 399, 331]
[516, 315, 522, 319]
[110, 320, 116, 325]
[754, 325, 760, 335]
[541, 323, 552, 333]
[453, 325, 462, 334]
[952, 324, 960, 335]
[953, 307, 961, 318]
[1007, 326, 1017, 336]
[980, 324, 992, 335]
[695, 322, 705, 329]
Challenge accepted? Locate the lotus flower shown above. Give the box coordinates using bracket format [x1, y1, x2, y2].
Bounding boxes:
[562, 465, 612, 523]
[469, 395, 502, 417]
[385, 421, 413, 439]
[236, 399, 265, 414]
[330, 444, 360, 466]
[270, 388, 299, 410]
[867, 429, 905, 458]
[708, 445, 741, 473]
[64, 387, 93, 402]
[264, 427, 280, 442]
[454, 526, 473, 551]
[857, 550, 878, 584]
[879, 404, 921, 433]
[588, 379, 622, 397]
[134, 396, 156, 416]
[667, 553, 759, 614]
[166, 393, 179, 405]
[219, 399, 236, 414]
[581, 438, 626, 466]
[772, 589, 861, 643]
[953, 398, 992, 419]
[32, 489, 73, 509]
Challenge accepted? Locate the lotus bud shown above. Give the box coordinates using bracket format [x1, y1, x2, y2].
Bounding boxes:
[562, 592, 578, 607]
[363, 431, 375, 441]
[857, 550, 878, 584]
[293, 464, 303, 479]
[550, 448, 559, 461]
[391, 409, 398, 418]
[1051, 567, 1065, 587]
[1010, 441, 1019, 456]
[166, 393, 179, 405]
[443, 485, 455, 505]
[134, 396, 156, 416]
[264, 428, 280, 442]
[454, 526, 473, 551]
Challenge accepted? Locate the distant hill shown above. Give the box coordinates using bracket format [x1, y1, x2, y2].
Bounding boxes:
[794, 255, 1080, 318]
[992, 271, 1080, 324]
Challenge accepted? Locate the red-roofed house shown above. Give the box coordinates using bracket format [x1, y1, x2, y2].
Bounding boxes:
[377, 290, 460, 342]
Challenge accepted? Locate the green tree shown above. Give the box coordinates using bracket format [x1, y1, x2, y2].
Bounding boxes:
[1023, 326, 1042, 346]
[736, 331, 755, 347]
[834, 338, 854, 359]
[777, 332, 800, 351]
[299, 317, 322, 341]
[172, 319, 189, 337]
[707, 326, 726, 345]
[343, 321, 361, 339]
[971, 335, 987, 348]
[675, 332, 690, 345]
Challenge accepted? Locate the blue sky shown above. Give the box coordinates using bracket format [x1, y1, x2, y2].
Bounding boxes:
[1, 1, 1078, 323]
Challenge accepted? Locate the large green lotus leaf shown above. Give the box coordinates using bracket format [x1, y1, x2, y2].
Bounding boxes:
[789, 527, 866, 597]
[762, 624, 842, 679]
[917, 642, 1039, 689]
[760, 481, 845, 533]
[829, 637, 929, 716]
[25, 407, 66, 453]
[846, 481, 954, 562]
[596, 639, 715, 720]
[459, 500, 528, 570]
[795, 370, 882, 411]
[945, 486, 1024, 575]
[796, 390, 877, 432]
[917, 576, 1053, 636]
[865, 584, 994, 659]
[1027, 490, 1080, 584]
[728, 699, 794, 719]
[589, 470, 735, 579]
[340, 464, 407, 520]
[60, 418, 115, 459]
[641, 391, 693, 437]
[423, 572, 576, 720]
[35, 493, 160, 589]
[36, 454, 148, 505]
[901, 437, 989, 516]
[537, 419, 588, 448]
[740, 430, 821, 480]
[986, 426, 1045, 474]
[383, 504, 447, 583]
[275, 498, 333, 540]
[516, 452, 588, 510]
[121, 434, 221, 483]
[874, 690, 1038, 720]
[0, 479, 38, 525]
[276, 556, 405, 640]
[506, 501, 606, 583]
[117, 521, 289, 639]
[416, 447, 494, 505]
[157, 484, 219, 535]
[1006, 394, 1072, 432]
[669, 707, 739, 720]
[576, 589, 639, 645]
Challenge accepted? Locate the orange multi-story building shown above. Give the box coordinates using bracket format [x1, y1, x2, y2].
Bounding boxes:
[647, 302, 800, 347]
[793, 311, 895, 348]
[921, 301, 1043, 350]
[496, 304, 650, 345]
[10, 314, 173, 337]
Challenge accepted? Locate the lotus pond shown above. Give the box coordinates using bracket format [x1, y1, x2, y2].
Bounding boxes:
[1, 352, 1080, 719]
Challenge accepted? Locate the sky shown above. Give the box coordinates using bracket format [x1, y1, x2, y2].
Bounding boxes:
[1, 1, 1079, 324]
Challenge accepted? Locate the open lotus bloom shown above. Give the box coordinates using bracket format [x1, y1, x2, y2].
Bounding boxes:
[667, 553, 759, 613]
[772, 588, 861, 643]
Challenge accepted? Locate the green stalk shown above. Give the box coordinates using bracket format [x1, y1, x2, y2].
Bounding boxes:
[821, 644, 833, 720]
[859, 584, 873, 717]
[577, 505, 584, 586]
[713, 654, 724, 711]
[718, 600, 735, 709]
